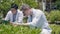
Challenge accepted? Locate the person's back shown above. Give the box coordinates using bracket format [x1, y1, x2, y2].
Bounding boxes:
[27, 8, 52, 34]
[32, 9, 48, 28]
[18, 4, 52, 34]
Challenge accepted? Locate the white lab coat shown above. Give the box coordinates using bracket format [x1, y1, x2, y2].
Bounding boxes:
[27, 8, 52, 34]
[5, 9, 23, 23]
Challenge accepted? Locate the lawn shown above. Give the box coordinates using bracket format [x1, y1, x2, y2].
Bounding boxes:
[0, 24, 60, 34]
[50, 24, 60, 34]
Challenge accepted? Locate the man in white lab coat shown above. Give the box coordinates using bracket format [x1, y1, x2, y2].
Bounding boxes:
[5, 3, 23, 23]
[13, 4, 52, 34]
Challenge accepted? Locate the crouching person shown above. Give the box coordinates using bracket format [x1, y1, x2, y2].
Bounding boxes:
[5, 3, 23, 25]
[14, 4, 52, 34]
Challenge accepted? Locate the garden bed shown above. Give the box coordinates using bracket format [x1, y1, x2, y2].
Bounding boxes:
[0, 24, 60, 34]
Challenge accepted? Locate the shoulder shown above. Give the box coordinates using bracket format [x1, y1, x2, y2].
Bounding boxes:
[36, 9, 44, 14]
[17, 9, 23, 13]
[7, 11, 12, 15]
[32, 8, 44, 15]
[17, 9, 23, 15]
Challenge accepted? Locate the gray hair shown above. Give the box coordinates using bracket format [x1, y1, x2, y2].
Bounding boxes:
[20, 4, 31, 11]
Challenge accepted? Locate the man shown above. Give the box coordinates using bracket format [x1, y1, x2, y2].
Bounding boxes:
[13, 4, 52, 34]
[5, 3, 23, 23]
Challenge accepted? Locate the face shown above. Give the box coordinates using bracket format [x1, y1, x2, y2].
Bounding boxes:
[11, 8, 17, 14]
[23, 9, 31, 17]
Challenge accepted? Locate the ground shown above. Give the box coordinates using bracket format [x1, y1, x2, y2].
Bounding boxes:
[0, 24, 60, 34]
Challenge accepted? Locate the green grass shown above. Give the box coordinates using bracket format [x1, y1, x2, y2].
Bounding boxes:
[0, 24, 40, 34]
[50, 24, 60, 34]
[0, 24, 60, 34]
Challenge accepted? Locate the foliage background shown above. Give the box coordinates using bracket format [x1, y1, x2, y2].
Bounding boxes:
[0, 0, 38, 17]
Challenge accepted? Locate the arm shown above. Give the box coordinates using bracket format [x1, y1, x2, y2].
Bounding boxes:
[18, 12, 23, 23]
[5, 12, 10, 21]
[12, 12, 42, 26]
[41, 14, 52, 33]
[10, 22, 30, 27]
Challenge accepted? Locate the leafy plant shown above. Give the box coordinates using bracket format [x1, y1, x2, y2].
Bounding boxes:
[45, 10, 60, 23]
[0, 24, 41, 34]
[0, 0, 38, 17]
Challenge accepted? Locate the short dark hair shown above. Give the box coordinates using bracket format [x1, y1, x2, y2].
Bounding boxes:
[11, 3, 18, 10]
[20, 4, 31, 11]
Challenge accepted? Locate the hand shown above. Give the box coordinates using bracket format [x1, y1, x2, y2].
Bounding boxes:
[10, 22, 18, 27]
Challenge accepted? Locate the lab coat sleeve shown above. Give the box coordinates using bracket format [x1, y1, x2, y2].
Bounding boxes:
[18, 12, 23, 23]
[41, 14, 52, 34]
[41, 23, 52, 34]
[5, 12, 10, 21]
